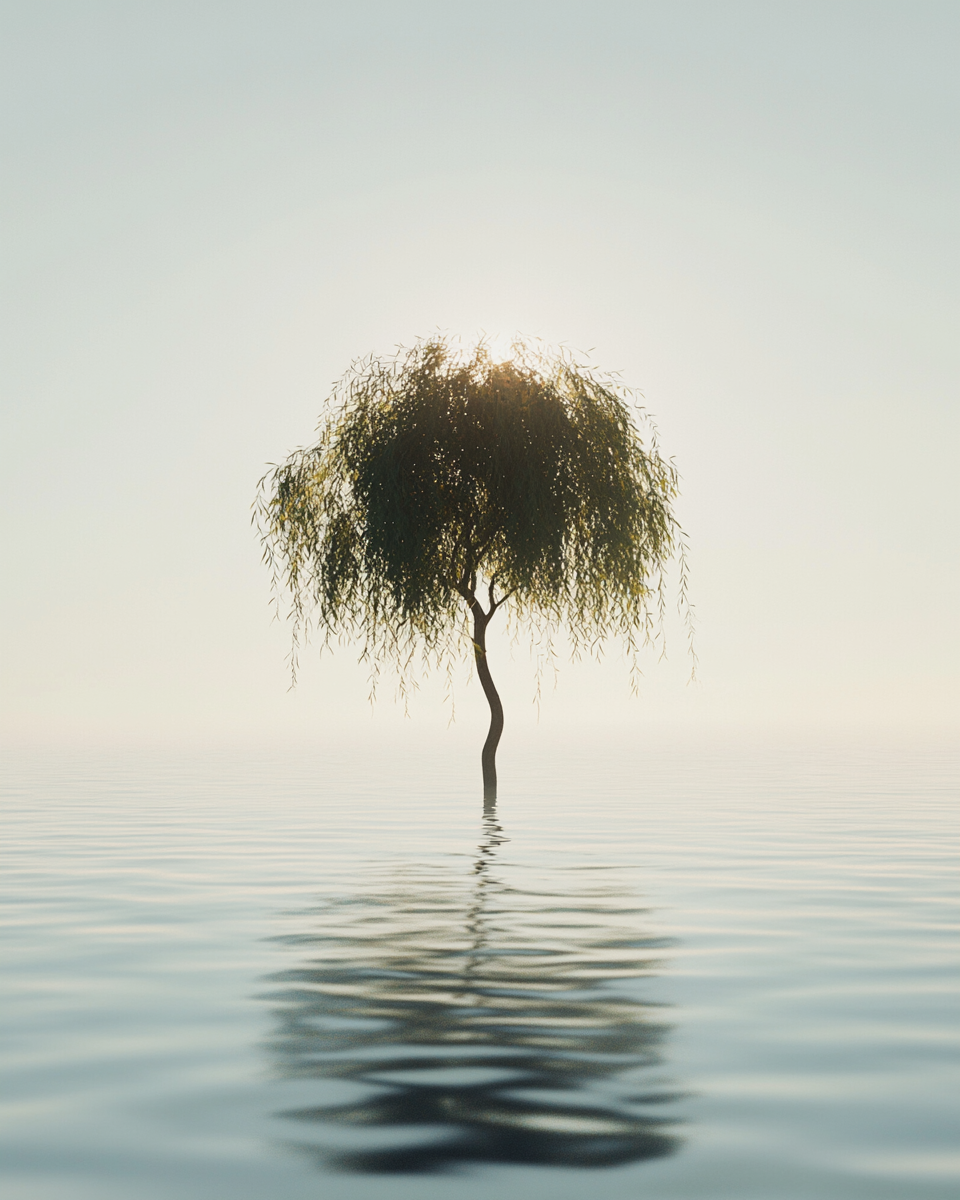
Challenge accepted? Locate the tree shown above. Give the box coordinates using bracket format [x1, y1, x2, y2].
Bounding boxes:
[256, 336, 691, 802]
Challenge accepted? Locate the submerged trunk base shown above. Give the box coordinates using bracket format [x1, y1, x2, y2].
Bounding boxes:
[482, 746, 498, 803]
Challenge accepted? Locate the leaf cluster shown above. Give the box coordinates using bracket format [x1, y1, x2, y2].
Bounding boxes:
[256, 336, 692, 695]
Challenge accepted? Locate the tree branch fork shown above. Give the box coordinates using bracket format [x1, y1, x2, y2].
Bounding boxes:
[452, 572, 508, 803]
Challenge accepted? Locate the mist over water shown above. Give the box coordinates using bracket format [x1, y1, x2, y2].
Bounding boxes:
[2, 729, 957, 1199]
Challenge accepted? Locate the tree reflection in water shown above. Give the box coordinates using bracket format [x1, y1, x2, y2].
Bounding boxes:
[262, 811, 683, 1174]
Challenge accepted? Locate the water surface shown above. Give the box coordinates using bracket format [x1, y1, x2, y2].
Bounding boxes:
[2, 729, 957, 1198]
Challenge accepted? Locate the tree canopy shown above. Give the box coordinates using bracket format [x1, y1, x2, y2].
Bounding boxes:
[256, 336, 691, 797]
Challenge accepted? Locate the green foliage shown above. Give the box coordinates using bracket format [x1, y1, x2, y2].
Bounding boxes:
[256, 336, 692, 699]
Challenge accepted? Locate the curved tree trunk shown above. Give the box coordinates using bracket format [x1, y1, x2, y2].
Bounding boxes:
[471, 605, 504, 803]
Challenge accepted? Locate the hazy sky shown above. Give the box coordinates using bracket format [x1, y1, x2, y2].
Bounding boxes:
[2, 1, 957, 743]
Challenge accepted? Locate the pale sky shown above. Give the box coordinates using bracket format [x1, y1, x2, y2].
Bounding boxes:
[2, 1, 957, 743]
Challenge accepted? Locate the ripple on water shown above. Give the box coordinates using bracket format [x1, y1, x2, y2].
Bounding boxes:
[262, 814, 684, 1173]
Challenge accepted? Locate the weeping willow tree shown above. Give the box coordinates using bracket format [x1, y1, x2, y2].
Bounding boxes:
[256, 336, 691, 802]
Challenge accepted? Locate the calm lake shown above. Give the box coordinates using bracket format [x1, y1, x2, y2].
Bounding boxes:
[2, 728, 957, 1199]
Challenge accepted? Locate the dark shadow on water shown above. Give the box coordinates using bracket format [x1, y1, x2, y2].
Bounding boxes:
[260, 809, 684, 1174]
